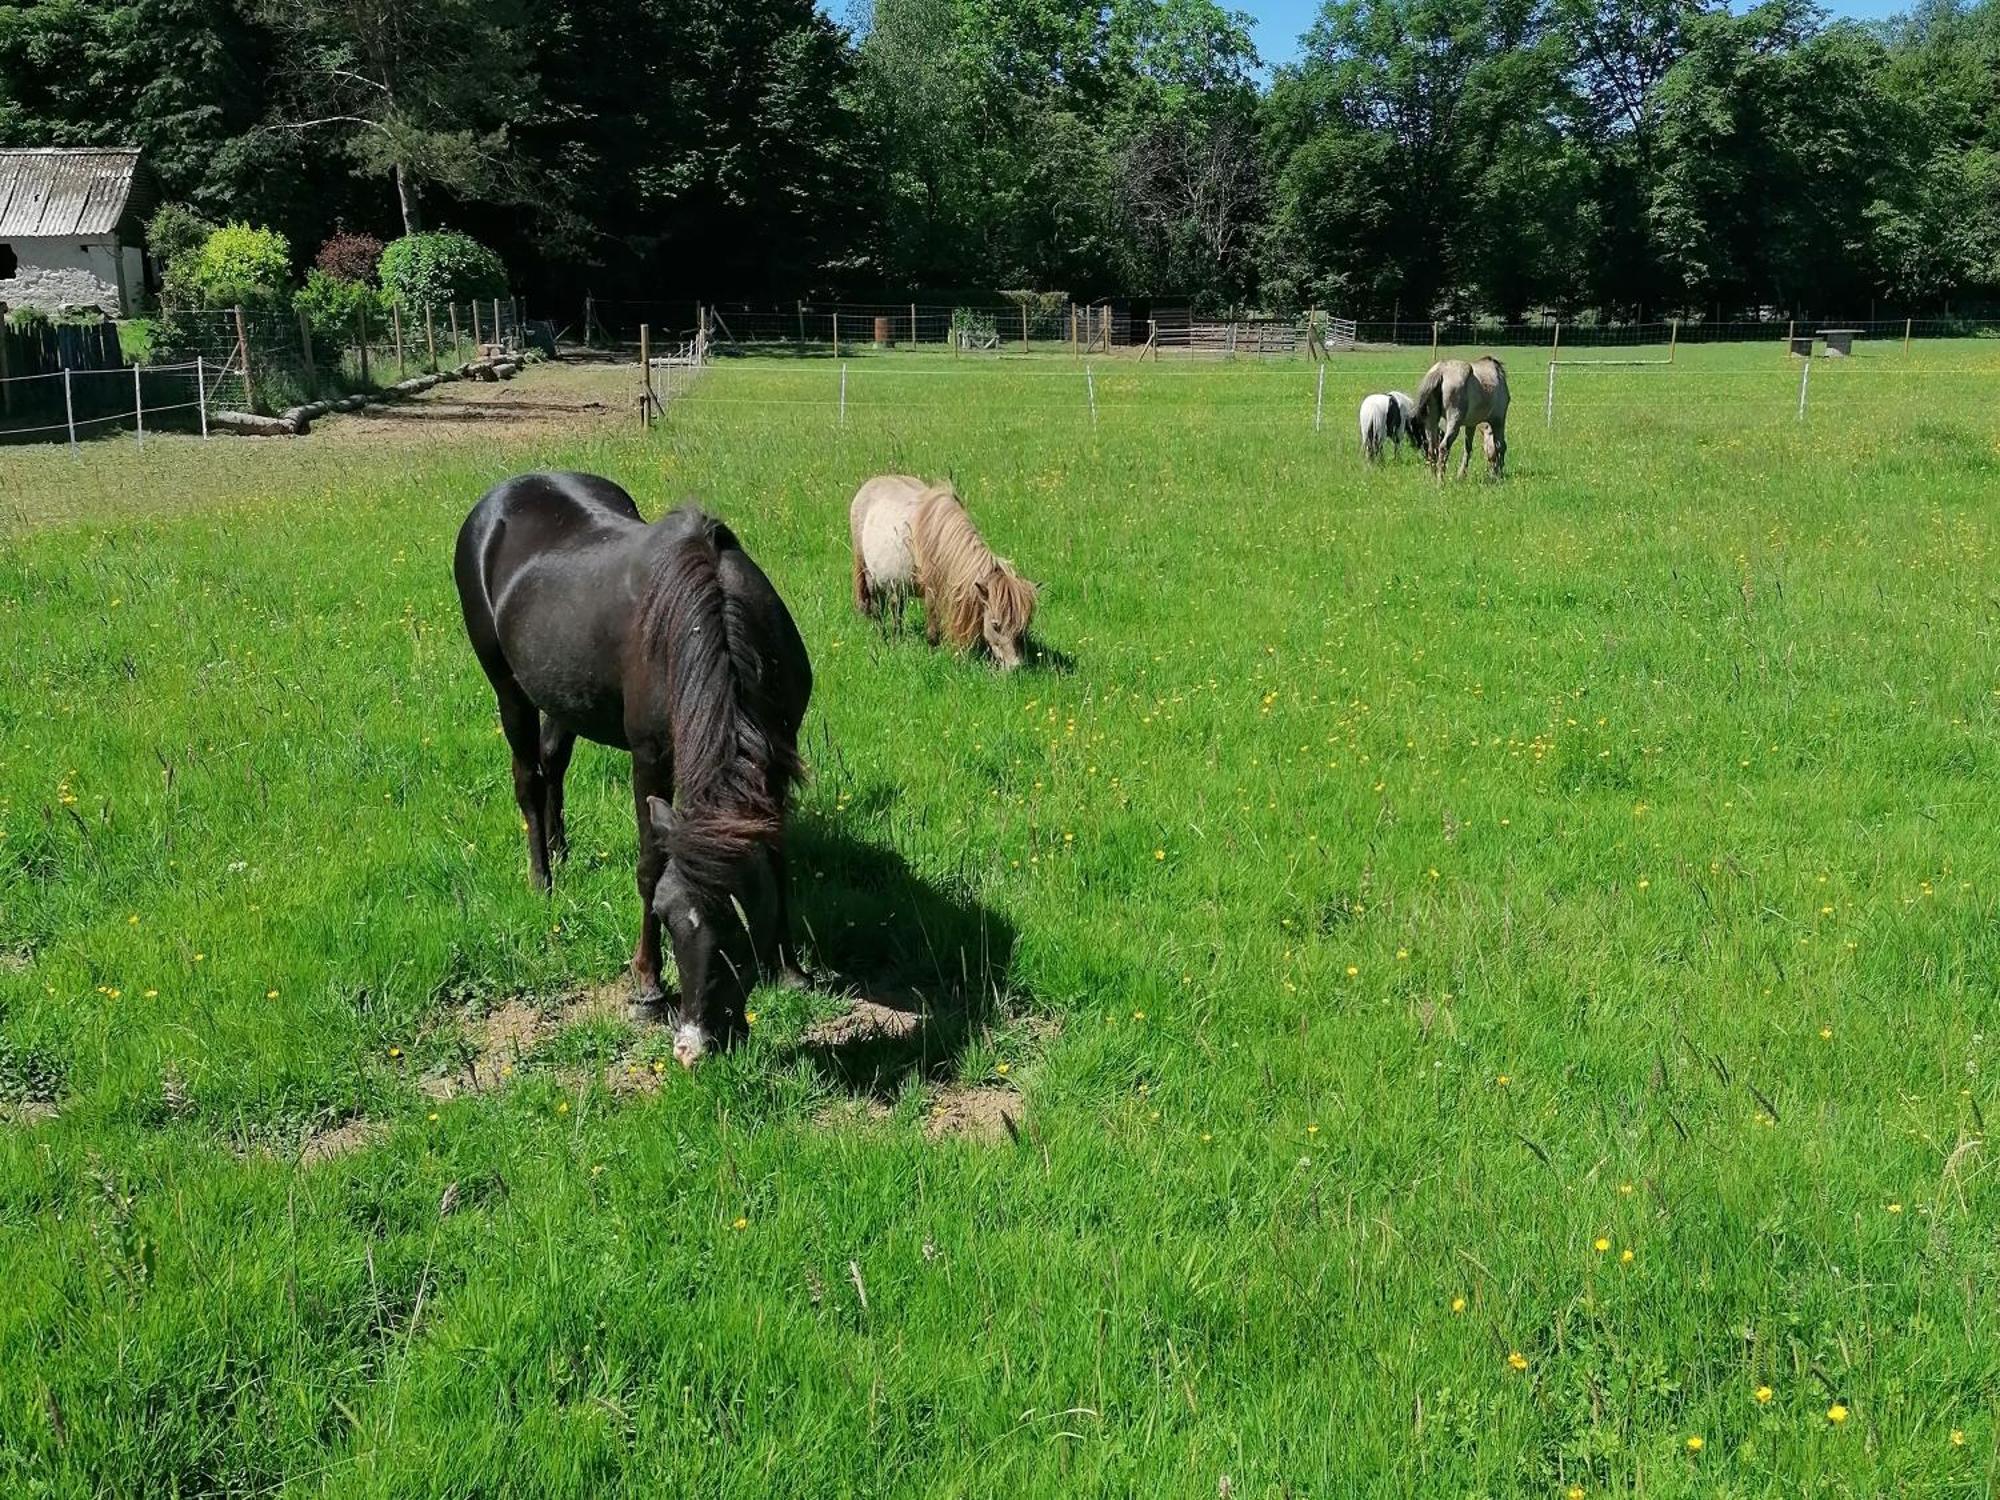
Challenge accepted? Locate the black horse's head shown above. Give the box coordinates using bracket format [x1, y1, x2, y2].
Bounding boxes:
[647, 796, 783, 1066]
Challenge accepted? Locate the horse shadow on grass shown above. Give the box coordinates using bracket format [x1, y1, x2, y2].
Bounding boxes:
[783, 812, 1016, 1097]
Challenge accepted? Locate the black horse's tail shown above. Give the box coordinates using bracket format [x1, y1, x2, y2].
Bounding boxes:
[637, 510, 799, 900]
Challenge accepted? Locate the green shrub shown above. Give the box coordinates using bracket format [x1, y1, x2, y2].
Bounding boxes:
[294, 268, 384, 343]
[377, 231, 507, 309]
[146, 203, 217, 275]
[180, 223, 293, 310]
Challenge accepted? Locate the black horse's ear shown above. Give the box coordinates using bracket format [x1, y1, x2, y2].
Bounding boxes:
[646, 795, 677, 839]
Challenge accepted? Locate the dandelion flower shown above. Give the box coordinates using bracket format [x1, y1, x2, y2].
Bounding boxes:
[744, 1009, 759, 1026]
[731, 1216, 748, 1231]
[1685, 1436, 1704, 1453]
[1755, 1385, 1773, 1404]
[1154, 848, 1165, 861]
[996, 1062, 1010, 1077]
[1618, 1182, 1634, 1196]
[1828, 1403, 1848, 1425]
[1507, 1351, 1529, 1371]
[388, 1046, 403, 1059]
[1345, 965, 1359, 977]
[1450, 1296, 1466, 1313]
[1307, 1123, 1320, 1135]
[427, 1111, 439, 1123]
[1132, 1010, 1146, 1021]
[143, 989, 157, 998]
[1620, 1248, 1634, 1264]
[1888, 1202, 1904, 1214]
[127, 915, 139, 925]
[1496, 1074, 1512, 1087]
[1950, 1429, 1965, 1447]
[266, 989, 279, 999]
[1568, 1487, 1585, 1500]
[1820, 1027, 1833, 1040]
[557, 1100, 570, 1115]
[1593, 1236, 1611, 1253]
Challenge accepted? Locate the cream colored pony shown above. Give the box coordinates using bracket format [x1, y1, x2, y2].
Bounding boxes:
[849, 475, 1039, 669]
[1410, 356, 1510, 479]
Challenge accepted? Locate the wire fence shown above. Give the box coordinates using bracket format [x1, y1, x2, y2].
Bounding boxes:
[580, 299, 2000, 362]
[3, 297, 539, 443]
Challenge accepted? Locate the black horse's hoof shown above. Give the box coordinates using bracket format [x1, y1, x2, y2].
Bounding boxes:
[627, 986, 671, 1025]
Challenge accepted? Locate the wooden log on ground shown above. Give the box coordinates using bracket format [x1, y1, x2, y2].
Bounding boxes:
[211, 409, 299, 436]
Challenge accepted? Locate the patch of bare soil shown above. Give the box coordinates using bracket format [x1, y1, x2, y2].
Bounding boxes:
[314, 361, 642, 446]
[923, 1085, 1021, 1143]
[297, 1117, 387, 1165]
[422, 982, 633, 1100]
[799, 997, 927, 1050]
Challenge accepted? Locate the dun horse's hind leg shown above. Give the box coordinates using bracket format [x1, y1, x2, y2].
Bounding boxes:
[1435, 413, 1463, 481]
[496, 686, 553, 890]
[541, 720, 576, 864]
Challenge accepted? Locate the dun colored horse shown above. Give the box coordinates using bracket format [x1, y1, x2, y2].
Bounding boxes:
[849, 475, 1039, 669]
[1411, 357, 1510, 479]
[455, 472, 812, 1067]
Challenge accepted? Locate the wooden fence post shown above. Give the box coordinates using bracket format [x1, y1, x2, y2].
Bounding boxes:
[832, 309, 839, 356]
[0, 301, 11, 417]
[196, 355, 208, 438]
[63, 366, 77, 456]
[1904, 317, 1912, 354]
[449, 303, 460, 364]
[493, 298, 503, 352]
[470, 299, 482, 349]
[1551, 321, 1561, 362]
[910, 302, 918, 347]
[425, 304, 438, 372]
[1431, 321, 1439, 360]
[1021, 304, 1030, 353]
[235, 304, 254, 412]
[639, 323, 653, 428]
[1784, 318, 1795, 361]
[1669, 318, 1679, 363]
[584, 293, 594, 348]
[133, 362, 144, 447]
[797, 301, 806, 347]
[393, 303, 405, 376]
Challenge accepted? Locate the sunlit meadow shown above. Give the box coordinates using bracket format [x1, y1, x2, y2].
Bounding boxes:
[2, 340, 1997, 1496]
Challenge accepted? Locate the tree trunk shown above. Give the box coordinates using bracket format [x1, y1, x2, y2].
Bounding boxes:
[395, 164, 424, 235]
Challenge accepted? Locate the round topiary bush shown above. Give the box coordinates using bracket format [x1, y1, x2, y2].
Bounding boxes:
[179, 223, 292, 309]
[377, 231, 507, 309]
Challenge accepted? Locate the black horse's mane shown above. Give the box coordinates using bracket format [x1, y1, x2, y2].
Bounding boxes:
[634, 506, 802, 903]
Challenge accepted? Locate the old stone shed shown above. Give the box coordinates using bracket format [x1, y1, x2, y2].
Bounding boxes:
[0, 147, 156, 316]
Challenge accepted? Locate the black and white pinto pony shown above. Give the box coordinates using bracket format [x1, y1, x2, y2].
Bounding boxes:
[1358, 391, 1419, 462]
[1410, 357, 1509, 479]
[455, 472, 813, 1068]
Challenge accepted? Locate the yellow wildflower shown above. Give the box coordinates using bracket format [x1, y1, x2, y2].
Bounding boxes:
[1755, 1385, 1773, 1404]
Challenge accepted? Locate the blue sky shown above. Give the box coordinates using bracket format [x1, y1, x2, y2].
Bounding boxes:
[1246, 0, 1911, 67]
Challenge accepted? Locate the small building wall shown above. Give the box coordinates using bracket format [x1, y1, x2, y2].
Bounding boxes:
[0, 237, 138, 315]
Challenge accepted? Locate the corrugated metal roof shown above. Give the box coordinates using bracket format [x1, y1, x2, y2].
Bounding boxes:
[0, 148, 144, 239]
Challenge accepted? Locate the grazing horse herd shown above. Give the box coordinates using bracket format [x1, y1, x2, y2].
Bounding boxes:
[455, 356, 1504, 1063]
[456, 470, 1036, 1065]
[1361, 356, 1511, 479]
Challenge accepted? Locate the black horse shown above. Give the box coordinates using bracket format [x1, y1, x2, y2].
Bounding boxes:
[454, 472, 813, 1066]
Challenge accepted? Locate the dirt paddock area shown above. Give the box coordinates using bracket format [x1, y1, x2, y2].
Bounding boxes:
[315, 358, 638, 445]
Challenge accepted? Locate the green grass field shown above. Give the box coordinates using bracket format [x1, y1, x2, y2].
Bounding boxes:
[3, 341, 1999, 1496]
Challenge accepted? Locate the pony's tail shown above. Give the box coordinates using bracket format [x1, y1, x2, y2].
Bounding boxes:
[1412, 362, 1446, 418]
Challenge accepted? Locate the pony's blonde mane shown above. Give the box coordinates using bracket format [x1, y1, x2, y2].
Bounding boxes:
[911, 489, 1036, 652]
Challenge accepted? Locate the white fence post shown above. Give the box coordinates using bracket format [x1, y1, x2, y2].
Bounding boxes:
[1545, 360, 1556, 429]
[63, 366, 77, 456]
[196, 355, 209, 439]
[1085, 362, 1097, 425]
[1314, 363, 1325, 431]
[1797, 352, 1811, 422]
[133, 363, 144, 448]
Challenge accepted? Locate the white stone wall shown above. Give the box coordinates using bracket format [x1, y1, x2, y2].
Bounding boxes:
[0, 238, 138, 315]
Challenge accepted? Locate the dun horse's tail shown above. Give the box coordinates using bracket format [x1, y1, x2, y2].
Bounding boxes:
[1412, 362, 1446, 419]
[638, 510, 797, 895]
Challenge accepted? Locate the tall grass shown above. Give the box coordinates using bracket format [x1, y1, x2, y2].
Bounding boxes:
[0, 343, 1997, 1496]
